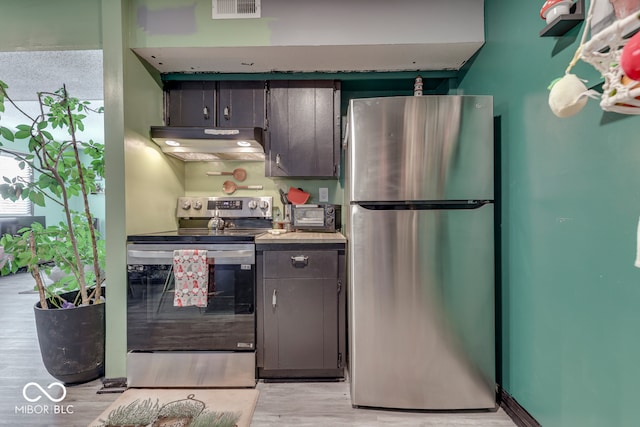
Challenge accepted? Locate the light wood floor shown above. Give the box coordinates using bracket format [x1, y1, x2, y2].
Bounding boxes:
[0, 272, 516, 426]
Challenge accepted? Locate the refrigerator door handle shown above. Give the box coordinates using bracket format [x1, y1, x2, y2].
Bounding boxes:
[356, 200, 493, 210]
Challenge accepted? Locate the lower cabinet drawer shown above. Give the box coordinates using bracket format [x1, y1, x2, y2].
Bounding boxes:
[263, 250, 338, 279]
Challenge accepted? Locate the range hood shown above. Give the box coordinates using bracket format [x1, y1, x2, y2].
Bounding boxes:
[150, 126, 265, 162]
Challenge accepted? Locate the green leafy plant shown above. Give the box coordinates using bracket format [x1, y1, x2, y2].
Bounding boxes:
[98, 398, 162, 426]
[156, 397, 204, 420]
[0, 80, 105, 309]
[189, 410, 241, 427]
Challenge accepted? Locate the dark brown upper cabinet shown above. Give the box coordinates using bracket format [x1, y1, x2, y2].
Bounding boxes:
[164, 80, 266, 128]
[165, 81, 215, 127]
[217, 81, 267, 129]
[266, 80, 341, 179]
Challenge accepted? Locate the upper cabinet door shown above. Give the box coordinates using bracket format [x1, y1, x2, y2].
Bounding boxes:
[166, 81, 215, 126]
[216, 81, 267, 129]
[267, 80, 340, 178]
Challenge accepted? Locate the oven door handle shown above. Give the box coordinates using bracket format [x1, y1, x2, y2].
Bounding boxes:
[127, 249, 254, 265]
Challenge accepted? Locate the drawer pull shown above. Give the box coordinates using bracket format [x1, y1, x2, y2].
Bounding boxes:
[291, 255, 309, 267]
[272, 289, 277, 309]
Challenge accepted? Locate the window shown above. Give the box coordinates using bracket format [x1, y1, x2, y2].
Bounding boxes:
[0, 153, 33, 216]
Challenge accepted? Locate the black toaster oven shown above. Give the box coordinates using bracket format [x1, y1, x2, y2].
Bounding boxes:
[289, 204, 341, 232]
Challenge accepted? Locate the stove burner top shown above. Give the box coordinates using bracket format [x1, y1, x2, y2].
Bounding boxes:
[126, 227, 270, 243]
[127, 196, 274, 244]
[177, 228, 269, 237]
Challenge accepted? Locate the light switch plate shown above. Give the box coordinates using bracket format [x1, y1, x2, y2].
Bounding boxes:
[319, 187, 329, 202]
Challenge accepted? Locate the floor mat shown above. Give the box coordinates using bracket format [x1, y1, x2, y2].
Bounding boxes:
[88, 388, 259, 427]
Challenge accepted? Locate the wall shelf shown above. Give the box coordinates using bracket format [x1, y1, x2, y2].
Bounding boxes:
[540, 0, 584, 37]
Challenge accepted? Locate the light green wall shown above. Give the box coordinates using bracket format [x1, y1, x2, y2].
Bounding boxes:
[459, 2, 640, 426]
[102, 0, 127, 380]
[122, 21, 180, 235]
[103, 0, 183, 378]
[186, 161, 343, 209]
[128, 0, 483, 49]
[0, 0, 101, 50]
[129, 0, 271, 48]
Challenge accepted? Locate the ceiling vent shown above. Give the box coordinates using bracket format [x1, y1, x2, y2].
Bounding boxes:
[212, 0, 261, 19]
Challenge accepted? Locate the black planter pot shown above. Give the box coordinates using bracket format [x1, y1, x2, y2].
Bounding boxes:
[33, 288, 105, 384]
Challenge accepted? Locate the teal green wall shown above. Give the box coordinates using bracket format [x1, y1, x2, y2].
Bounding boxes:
[459, 2, 640, 426]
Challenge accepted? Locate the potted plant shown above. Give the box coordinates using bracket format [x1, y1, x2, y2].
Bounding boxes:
[0, 79, 106, 384]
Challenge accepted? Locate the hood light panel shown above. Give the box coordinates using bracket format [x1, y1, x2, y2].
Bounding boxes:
[149, 126, 266, 162]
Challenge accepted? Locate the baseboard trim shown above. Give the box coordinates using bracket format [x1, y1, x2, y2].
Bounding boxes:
[498, 386, 541, 427]
[97, 377, 127, 394]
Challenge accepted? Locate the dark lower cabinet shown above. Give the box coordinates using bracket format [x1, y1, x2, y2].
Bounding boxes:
[256, 244, 345, 379]
[263, 277, 338, 371]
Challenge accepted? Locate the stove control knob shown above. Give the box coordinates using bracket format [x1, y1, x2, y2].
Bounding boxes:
[193, 200, 203, 210]
[181, 200, 192, 210]
[248, 200, 258, 210]
[259, 200, 270, 210]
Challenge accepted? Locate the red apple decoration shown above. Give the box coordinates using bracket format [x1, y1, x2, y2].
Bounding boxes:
[621, 31, 640, 81]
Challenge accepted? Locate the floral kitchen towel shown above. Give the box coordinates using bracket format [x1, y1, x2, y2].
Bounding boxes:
[173, 249, 209, 307]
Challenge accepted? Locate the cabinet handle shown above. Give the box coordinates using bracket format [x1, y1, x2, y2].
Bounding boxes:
[276, 153, 282, 169]
[291, 255, 309, 267]
[272, 289, 277, 309]
[224, 106, 230, 121]
[203, 106, 210, 120]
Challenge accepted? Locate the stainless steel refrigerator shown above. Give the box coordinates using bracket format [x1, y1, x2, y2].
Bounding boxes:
[344, 95, 496, 410]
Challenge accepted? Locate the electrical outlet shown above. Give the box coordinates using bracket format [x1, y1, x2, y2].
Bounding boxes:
[319, 187, 329, 202]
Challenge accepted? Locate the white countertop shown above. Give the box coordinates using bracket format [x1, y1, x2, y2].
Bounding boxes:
[256, 230, 346, 244]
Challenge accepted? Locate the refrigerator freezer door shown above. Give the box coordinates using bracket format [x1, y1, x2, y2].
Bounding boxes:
[345, 96, 494, 203]
[348, 203, 496, 410]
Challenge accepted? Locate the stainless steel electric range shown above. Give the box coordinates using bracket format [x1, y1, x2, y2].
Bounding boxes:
[126, 196, 272, 388]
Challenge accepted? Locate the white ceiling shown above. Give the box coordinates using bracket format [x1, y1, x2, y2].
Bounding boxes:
[0, 44, 468, 104]
[0, 45, 464, 144]
[0, 50, 103, 101]
[0, 50, 104, 143]
[133, 43, 482, 74]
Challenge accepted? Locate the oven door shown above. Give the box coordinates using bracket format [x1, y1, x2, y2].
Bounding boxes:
[127, 243, 255, 352]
